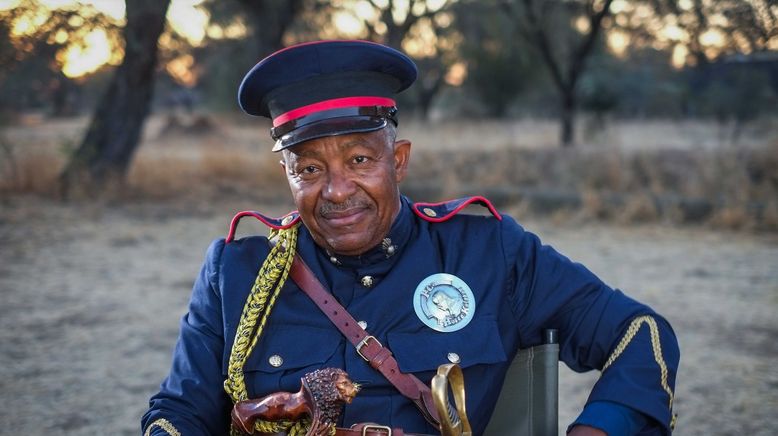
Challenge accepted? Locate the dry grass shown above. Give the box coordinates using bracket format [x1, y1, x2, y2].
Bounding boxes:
[406, 142, 778, 231]
[129, 114, 287, 200]
[0, 149, 63, 195]
[2, 114, 777, 231]
[0, 129, 66, 195]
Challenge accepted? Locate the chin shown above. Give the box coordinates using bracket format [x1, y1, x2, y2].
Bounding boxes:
[327, 242, 371, 256]
[326, 233, 377, 256]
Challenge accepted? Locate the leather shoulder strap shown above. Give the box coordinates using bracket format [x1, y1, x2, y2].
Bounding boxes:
[289, 254, 441, 428]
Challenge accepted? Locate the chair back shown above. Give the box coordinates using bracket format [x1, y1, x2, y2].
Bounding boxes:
[483, 330, 559, 436]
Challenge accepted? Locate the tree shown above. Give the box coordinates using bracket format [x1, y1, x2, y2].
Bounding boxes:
[359, 0, 454, 48]
[350, 0, 459, 118]
[200, 0, 309, 58]
[194, 0, 309, 110]
[60, 0, 171, 196]
[232, 0, 305, 58]
[0, 1, 121, 116]
[620, 0, 778, 67]
[611, 0, 778, 120]
[456, 1, 541, 117]
[502, 0, 614, 146]
[698, 61, 777, 144]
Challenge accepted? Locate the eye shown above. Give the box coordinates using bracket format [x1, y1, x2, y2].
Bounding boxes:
[293, 164, 319, 176]
[352, 155, 369, 164]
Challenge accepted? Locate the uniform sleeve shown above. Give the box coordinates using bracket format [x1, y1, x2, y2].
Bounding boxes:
[501, 217, 679, 435]
[141, 239, 232, 436]
[569, 401, 648, 434]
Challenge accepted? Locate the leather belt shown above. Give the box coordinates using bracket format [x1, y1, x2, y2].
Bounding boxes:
[335, 423, 430, 436]
[289, 255, 441, 427]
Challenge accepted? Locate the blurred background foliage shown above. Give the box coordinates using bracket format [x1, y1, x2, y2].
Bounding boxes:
[0, 0, 777, 229]
[2, 0, 776, 127]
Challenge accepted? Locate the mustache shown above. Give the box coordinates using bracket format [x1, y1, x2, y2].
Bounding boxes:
[319, 198, 371, 215]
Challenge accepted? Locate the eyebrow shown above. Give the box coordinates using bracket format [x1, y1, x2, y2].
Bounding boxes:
[339, 139, 370, 150]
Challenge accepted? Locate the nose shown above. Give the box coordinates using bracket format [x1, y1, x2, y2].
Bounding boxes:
[322, 167, 356, 203]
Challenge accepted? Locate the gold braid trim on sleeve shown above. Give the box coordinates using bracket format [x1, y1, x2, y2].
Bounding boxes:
[602, 315, 675, 411]
[144, 418, 181, 436]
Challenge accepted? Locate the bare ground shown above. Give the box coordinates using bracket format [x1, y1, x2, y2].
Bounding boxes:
[0, 195, 776, 435]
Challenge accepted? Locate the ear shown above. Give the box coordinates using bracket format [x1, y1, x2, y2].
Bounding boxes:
[279, 152, 289, 176]
[393, 139, 411, 183]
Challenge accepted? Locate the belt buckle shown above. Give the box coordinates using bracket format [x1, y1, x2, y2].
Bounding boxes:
[355, 335, 382, 362]
[361, 424, 392, 435]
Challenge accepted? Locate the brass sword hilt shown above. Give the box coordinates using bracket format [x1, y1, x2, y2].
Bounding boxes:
[431, 363, 473, 436]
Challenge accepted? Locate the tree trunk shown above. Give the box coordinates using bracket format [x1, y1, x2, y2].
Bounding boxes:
[60, 0, 171, 197]
[506, 0, 612, 147]
[560, 91, 575, 147]
[238, 0, 304, 58]
[51, 74, 76, 117]
[415, 69, 444, 120]
[416, 91, 434, 120]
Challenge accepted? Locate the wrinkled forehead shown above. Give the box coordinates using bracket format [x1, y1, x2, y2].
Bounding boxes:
[282, 128, 394, 158]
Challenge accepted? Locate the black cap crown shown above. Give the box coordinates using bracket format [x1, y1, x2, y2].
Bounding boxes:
[238, 40, 418, 151]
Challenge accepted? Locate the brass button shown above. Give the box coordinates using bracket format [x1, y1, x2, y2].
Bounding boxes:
[423, 207, 437, 217]
[447, 352, 461, 364]
[361, 276, 374, 288]
[358, 320, 368, 330]
[268, 354, 283, 367]
[281, 215, 294, 226]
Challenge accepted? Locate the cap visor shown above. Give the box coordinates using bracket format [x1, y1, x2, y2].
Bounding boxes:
[272, 116, 388, 151]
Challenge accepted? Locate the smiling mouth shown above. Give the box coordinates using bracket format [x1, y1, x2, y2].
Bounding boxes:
[321, 207, 368, 227]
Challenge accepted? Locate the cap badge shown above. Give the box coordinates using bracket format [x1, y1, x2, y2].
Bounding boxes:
[413, 273, 475, 332]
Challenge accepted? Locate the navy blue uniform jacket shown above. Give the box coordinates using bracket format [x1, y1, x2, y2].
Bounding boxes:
[143, 197, 679, 435]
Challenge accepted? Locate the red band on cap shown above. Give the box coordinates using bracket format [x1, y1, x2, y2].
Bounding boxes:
[273, 96, 396, 127]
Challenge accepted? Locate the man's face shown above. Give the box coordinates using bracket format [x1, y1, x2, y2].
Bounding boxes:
[282, 128, 411, 256]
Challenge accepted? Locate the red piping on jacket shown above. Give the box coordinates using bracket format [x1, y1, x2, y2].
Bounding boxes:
[412, 196, 502, 223]
[226, 211, 300, 243]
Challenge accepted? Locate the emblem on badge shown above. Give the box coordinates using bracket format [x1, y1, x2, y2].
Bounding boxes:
[414, 273, 475, 332]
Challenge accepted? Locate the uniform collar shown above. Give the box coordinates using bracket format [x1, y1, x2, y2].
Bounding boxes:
[305, 196, 414, 269]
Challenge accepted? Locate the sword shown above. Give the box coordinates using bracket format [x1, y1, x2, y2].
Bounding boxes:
[431, 364, 473, 436]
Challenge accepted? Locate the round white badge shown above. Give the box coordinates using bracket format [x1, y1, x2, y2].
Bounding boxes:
[413, 273, 475, 332]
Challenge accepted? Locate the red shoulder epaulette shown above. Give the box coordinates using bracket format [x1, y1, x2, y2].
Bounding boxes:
[226, 210, 301, 243]
[412, 196, 502, 222]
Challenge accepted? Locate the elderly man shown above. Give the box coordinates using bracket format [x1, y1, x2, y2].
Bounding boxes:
[142, 41, 679, 436]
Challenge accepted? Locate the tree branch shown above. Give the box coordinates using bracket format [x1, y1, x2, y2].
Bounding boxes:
[567, 0, 613, 87]
[518, 0, 568, 92]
